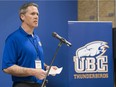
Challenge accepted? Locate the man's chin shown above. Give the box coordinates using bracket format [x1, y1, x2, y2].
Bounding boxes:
[34, 25, 38, 28]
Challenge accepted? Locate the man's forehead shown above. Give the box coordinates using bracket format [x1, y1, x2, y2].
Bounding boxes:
[26, 6, 39, 13]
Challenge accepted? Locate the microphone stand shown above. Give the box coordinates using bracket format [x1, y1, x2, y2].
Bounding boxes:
[41, 41, 63, 87]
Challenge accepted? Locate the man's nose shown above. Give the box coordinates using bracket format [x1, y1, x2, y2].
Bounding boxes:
[35, 14, 38, 19]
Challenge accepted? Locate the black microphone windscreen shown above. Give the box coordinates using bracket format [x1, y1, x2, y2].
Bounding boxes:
[52, 32, 57, 37]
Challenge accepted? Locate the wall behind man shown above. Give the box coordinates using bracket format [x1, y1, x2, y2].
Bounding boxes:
[0, 1, 77, 87]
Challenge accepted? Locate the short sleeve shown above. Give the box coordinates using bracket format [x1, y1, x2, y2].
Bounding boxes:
[2, 36, 18, 70]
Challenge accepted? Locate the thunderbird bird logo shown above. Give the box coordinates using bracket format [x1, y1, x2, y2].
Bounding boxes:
[76, 41, 109, 59]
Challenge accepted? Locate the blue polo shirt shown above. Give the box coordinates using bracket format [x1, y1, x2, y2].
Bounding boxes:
[2, 27, 44, 83]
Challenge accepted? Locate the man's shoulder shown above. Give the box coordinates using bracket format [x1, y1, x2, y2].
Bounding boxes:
[6, 29, 21, 41]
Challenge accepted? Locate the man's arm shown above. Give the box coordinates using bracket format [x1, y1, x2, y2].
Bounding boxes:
[3, 65, 47, 80]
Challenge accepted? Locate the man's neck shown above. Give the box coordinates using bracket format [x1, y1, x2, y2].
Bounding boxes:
[21, 24, 34, 35]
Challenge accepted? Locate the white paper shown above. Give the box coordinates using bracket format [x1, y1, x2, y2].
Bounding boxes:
[48, 67, 63, 75]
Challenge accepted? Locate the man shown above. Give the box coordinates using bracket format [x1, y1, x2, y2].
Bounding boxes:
[2, 2, 57, 87]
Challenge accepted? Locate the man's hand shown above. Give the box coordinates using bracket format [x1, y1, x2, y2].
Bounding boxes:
[46, 66, 58, 76]
[32, 68, 47, 80]
[46, 66, 58, 70]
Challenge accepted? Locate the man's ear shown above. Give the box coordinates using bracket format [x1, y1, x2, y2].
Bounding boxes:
[20, 14, 25, 22]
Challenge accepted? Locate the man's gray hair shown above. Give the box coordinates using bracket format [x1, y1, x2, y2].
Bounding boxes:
[19, 2, 38, 21]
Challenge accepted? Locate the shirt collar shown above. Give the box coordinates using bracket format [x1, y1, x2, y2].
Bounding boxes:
[19, 26, 36, 38]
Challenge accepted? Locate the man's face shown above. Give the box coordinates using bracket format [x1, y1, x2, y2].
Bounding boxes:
[21, 6, 39, 28]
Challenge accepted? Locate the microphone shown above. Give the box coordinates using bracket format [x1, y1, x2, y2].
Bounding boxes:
[52, 32, 72, 47]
